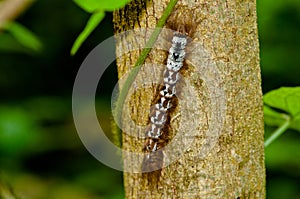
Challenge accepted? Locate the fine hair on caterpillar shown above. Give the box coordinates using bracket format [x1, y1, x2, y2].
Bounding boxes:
[142, 30, 188, 173]
[138, 5, 203, 174]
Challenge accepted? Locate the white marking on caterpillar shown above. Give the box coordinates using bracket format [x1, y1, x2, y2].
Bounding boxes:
[155, 97, 172, 110]
[163, 70, 180, 85]
[160, 84, 177, 98]
[150, 110, 167, 125]
[142, 32, 187, 172]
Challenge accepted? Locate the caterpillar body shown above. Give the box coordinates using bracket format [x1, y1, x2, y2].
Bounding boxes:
[142, 32, 187, 172]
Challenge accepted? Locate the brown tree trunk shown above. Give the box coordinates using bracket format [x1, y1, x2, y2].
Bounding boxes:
[113, 0, 265, 198]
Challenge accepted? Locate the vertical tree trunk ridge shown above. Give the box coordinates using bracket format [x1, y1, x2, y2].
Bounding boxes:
[113, 0, 265, 198]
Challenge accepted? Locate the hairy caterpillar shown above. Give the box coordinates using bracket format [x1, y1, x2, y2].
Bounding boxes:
[142, 32, 187, 172]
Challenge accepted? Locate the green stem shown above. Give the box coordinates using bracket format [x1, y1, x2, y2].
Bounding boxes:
[112, 0, 178, 145]
[264, 117, 291, 148]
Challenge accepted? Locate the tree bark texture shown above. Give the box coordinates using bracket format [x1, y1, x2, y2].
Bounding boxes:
[113, 0, 265, 198]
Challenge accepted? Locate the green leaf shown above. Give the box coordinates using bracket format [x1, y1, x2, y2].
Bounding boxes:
[264, 87, 300, 117]
[71, 11, 105, 55]
[73, 0, 131, 12]
[264, 105, 288, 126]
[71, 0, 131, 55]
[73, 0, 99, 13]
[3, 22, 43, 52]
[264, 87, 300, 132]
[94, 0, 131, 11]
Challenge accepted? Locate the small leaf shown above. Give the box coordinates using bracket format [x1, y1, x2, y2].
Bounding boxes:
[95, 0, 131, 11]
[73, 0, 99, 13]
[264, 87, 300, 131]
[73, 0, 131, 13]
[71, 11, 105, 55]
[264, 105, 288, 127]
[264, 87, 300, 117]
[3, 22, 43, 52]
[71, 0, 131, 55]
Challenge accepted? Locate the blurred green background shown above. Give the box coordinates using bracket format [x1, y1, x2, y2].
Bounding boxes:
[0, 0, 299, 198]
